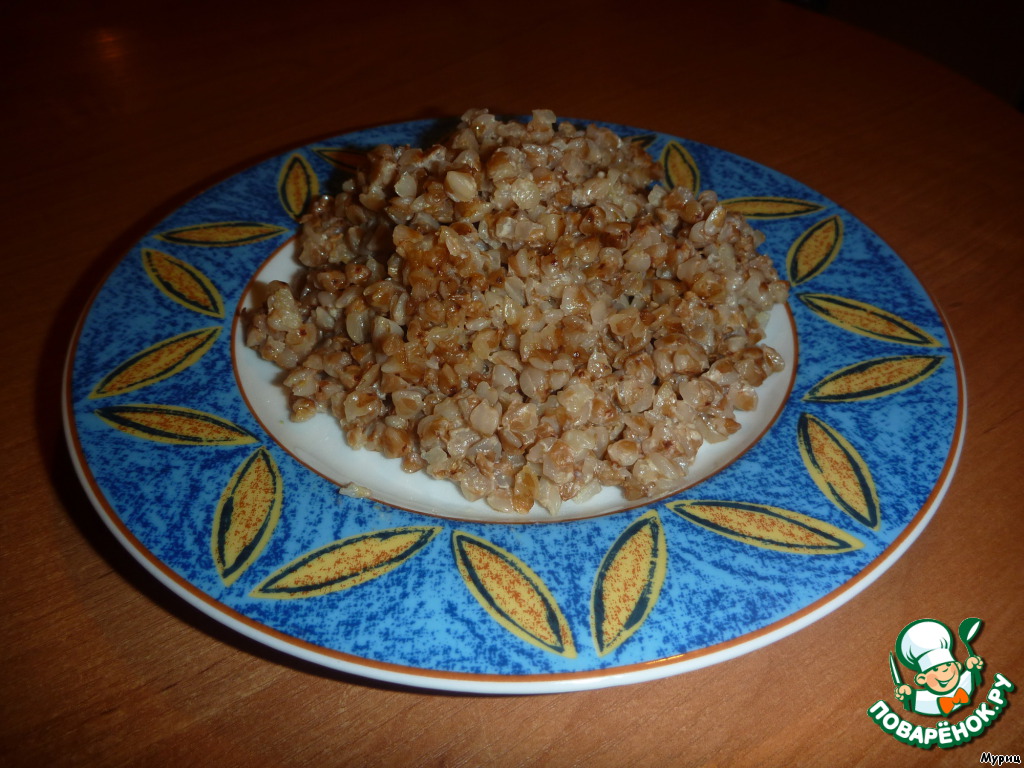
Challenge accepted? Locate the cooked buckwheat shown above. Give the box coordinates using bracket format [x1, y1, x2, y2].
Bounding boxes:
[246, 109, 788, 514]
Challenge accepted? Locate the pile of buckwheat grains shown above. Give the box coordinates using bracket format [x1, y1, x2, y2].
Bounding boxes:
[245, 108, 789, 514]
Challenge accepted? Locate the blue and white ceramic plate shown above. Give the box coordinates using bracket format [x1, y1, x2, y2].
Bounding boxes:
[62, 118, 964, 693]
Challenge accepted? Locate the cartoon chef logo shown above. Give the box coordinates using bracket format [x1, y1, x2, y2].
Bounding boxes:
[891, 618, 984, 717]
[868, 616, 1015, 749]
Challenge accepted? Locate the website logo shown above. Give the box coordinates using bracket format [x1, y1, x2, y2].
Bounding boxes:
[867, 618, 1016, 750]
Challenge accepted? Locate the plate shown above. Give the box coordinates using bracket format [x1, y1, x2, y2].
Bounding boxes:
[63, 118, 964, 693]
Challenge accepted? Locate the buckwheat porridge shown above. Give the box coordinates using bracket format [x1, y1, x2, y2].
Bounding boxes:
[245, 109, 789, 514]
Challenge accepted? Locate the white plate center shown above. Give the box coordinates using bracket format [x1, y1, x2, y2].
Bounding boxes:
[233, 240, 797, 522]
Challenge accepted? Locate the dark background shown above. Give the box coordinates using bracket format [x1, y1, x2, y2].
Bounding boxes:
[789, 0, 1024, 110]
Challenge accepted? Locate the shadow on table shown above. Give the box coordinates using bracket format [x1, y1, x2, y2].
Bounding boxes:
[787, 0, 1024, 110]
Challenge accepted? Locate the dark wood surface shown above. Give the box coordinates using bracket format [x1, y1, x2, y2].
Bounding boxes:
[4, 1, 1022, 765]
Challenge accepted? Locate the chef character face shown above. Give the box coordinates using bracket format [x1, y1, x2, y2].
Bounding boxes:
[896, 619, 964, 690]
[915, 660, 964, 694]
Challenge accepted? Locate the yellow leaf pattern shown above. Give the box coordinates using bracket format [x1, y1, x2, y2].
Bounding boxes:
[311, 148, 366, 174]
[93, 404, 257, 445]
[452, 532, 576, 657]
[90, 326, 220, 398]
[591, 511, 667, 656]
[661, 140, 700, 195]
[252, 527, 439, 598]
[628, 133, 656, 150]
[798, 293, 939, 346]
[787, 215, 843, 285]
[155, 221, 288, 247]
[805, 355, 944, 402]
[797, 413, 880, 529]
[214, 448, 283, 586]
[668, 500, 863, 554]
[278, 154, 319, 220]
[142, 249, 224, 318]
[720, 196, 824, 219]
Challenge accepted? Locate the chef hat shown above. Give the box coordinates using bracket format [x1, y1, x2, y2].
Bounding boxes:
[896, 619, 956, 673]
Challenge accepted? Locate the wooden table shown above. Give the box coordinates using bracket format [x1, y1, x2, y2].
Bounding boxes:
[4, 1, 1022, 764]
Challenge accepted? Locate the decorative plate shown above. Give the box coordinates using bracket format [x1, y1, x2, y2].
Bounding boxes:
[63, 118, 964, 693]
